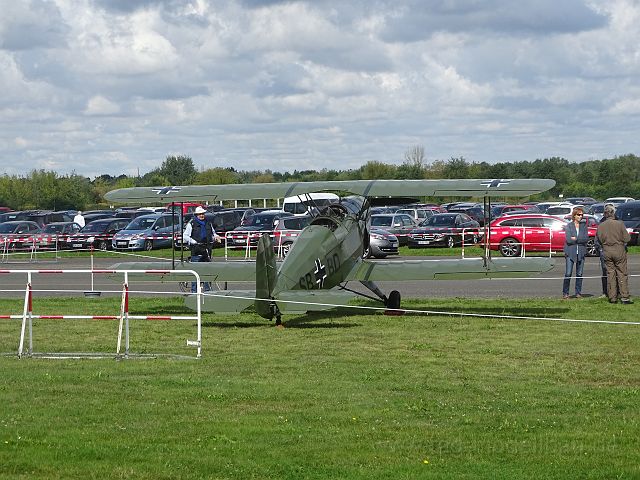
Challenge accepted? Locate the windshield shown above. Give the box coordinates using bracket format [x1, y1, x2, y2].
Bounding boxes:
[43, 224, 64, 233]
[0, 223, 18, 233]
[246, 214, 278, 227]
[617, 207, 640, 221]
[82, 221, 110, 233]
[125, 217, 157, 230]
[423, 215, 457, 226]
[371, 216, 393, 227]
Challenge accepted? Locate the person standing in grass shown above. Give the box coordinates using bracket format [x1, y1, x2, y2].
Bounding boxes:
[597, 204, 633, 304]
[562, 207, 588, 299]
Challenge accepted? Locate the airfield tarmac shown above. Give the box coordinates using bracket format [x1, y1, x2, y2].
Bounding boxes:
[1, 254, 637, 300]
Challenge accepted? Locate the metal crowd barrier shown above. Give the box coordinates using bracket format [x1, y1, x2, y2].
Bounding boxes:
[0, 268, 203, 359]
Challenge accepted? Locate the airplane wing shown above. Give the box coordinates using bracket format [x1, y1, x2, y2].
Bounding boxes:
[348, 256, 554, 281]
[104, 179, 555, 204]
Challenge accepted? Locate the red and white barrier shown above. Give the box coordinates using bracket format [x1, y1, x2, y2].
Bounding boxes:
[0, 269, 203, 359]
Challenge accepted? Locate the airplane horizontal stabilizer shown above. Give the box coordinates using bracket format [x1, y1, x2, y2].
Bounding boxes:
[183, 289, 356, 314]
[109, 260, 258, 282]
[350, 257, 554, 281]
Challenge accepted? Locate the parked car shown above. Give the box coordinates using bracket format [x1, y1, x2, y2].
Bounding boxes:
[605, 197, 635, 205]
[564, 197, 598, 206]
[112, 214, 180, 251]
[364, 228, 399, 258]
[227, 210, 292, 249]
[30, 221, 82, 249]
[407, 213, 480, 249]
[395, 208, 435, 224]
[614, 200, 640, 245]
[4, 210, 73, 227]
[447, 206, 487, 226]
[535, 202, 564, 213]
[67, 217, 130, 251]
[369, 213, 417, 246]
[271, 215, 313, 256]
[544, 204, 582, 217]
[0, 221, 42, 250]
[488, 214, 598, 257]
[489, 204, 539, 220]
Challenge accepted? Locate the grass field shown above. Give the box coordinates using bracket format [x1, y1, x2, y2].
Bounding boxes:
[0, 295, 638, 479]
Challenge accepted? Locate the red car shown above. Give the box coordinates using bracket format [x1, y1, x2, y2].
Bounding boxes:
[488, 214, 598, 257]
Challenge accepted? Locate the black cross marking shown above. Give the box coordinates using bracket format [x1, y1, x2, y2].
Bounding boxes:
[480, 179, 510, 188]
[151, 186, 182, 195]
[314, 258, 327, 288]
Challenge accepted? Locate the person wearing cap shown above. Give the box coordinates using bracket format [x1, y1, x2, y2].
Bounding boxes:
[73, 210, 85, 228]
[183, 206, 222, 292]
[597, 204, 633, 304]
[562, 207, 588, 299]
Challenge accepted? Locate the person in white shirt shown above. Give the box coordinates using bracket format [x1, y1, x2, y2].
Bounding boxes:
[73, 211, 85, 228]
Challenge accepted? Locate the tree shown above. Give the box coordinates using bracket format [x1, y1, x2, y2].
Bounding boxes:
[195, 167, 240, 185]
[361, 161, 396, 179]
[396, 145, 426, 179]
[158, 155, 197, 185]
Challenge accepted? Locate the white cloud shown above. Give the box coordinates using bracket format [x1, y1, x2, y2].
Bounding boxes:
[85, 95, 121, 115]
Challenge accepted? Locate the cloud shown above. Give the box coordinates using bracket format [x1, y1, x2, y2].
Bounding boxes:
[0, 0, 638, 178]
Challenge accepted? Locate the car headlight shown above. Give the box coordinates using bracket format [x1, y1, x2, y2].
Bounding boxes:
[433, 233, 444, 239]
[371, 233, 385, 240]
[87, 236, 95, 242]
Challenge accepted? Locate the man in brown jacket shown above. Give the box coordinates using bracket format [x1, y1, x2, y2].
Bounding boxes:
[596, 205, 632, 304]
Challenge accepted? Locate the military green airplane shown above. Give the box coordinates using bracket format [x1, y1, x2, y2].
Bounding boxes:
[105, 178, 556, 325]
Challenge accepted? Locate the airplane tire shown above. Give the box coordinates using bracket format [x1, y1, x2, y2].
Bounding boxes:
[387, 290, 401, 309]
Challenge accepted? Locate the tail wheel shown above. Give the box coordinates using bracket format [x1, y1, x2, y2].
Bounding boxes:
[386, 290, 401, 309]
[499, 237, 521, 257]
[144, 240, 153, 251]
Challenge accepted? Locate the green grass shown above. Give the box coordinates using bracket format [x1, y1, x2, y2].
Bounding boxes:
[0, 296, 638, 479]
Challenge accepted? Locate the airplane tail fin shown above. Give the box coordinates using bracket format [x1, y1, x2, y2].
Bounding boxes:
[255, 233, 278, 319]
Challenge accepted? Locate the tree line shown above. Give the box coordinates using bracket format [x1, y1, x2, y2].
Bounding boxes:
[1, 152, 639, 211]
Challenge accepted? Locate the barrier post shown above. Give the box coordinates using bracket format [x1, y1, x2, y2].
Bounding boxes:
[18, 274, 33, 358]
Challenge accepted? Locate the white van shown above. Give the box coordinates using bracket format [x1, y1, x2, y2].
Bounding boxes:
[282, 193, 339, 216]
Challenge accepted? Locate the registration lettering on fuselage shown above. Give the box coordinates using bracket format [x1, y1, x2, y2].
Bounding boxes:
[299, 253, 341, 290]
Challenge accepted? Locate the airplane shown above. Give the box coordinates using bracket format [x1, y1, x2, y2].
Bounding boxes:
[104, 178, 556, 326]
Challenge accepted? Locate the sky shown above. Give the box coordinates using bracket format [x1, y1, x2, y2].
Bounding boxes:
[1, 0, 639, 178]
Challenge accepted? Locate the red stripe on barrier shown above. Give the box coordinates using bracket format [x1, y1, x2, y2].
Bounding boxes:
[0, 315, 11, 319]
[145, 316, 172, 321]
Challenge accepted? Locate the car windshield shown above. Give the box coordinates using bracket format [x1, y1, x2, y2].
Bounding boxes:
[0, 223, 18, 233]
[82, 221, 110, 233]
[423, 215, 457, 226]
[125, 217, 157, 230]
[43, 224, 65, 233]
[246, 214, 278, 227]
[617, 207, 640, 221]
[546, 207, 571, 215]
[371, 216, 393, 227]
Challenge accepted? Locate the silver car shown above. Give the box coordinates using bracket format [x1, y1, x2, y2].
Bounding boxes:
[112, 214, 179, 251]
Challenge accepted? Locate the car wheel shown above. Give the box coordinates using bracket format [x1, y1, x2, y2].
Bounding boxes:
[446, 236, 455, 248]
[144, 240, 153, 251]
[586, 237, 597, 257]
[499, 237, 521, 257]
[97, 240, 108, 251]
[363, 245, 372, 259]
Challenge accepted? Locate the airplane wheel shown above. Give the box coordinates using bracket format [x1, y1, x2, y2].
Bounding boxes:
[499, 238, 521, 257]
[386, 290, 401, 309]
